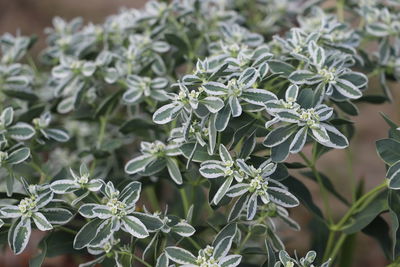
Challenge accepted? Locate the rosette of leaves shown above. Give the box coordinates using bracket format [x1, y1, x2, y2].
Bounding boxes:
[122, 75, 169, 104]
[160, 229, 241, 267]
[124, 140, 183, 184]
[0, 33, 37, 101]
[51, 55, 97, 113]
[264, 84, 348, 162]
[50, 163, 102, 204]
[0, 180, 73, 254]
[288, 41, 368, 101]
[32, 111, 70, 144]
[274, 250, 331, 267]
[80, 237, 123, 267]
[202, 67, 276, 130]
[225, 159, 299, 220]
[74, 181, 163, 249]
[152, 82, 224, 125]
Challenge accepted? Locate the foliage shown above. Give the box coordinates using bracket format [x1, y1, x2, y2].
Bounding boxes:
[0, 0, 400, 266]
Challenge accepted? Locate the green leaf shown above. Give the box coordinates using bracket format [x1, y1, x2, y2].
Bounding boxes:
[214, 236, 233, 259]
[180, 142, 219, 162]
[165, 246, 197, 264]
[73, 219, 103, 249]
[171, 221, 196, 237]
[202, 81, 228, 96]
[342, 191, 388, 234]
[153, 103, 182, 124]
[389, 189, 400, 259]
[12, 217, 31, 255]
[1, 107, 14, 127]
[6, 147, 30, 165]
[8, 122, 35, 140]
[156, 253, 169, 267]
[125, 154, 156, 174]
[132, 212, 163, 232]
[29, 236, 47, 267]
[40, 208, 73, 224]
[333, 79, 362, 99]
[220, 255, 242, 267]
[213, 176, 234, 205]
[89, 219, 115, 246]
[166, 157, 183, 184]
[268, 60, 295, 76]
[201, 96, 224, 113]
[32, 212, 53, 231]
[121, 215, 149, 238]
[228, 194, 249, 222]
[268, 187, 299, 208]
[288, 70, 316, 84]
[376, 138, 400, 165]
[42, 128, 70, 142]
[263, 124, 297, 147]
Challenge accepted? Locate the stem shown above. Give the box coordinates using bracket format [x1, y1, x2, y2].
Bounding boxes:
[130, 253, 152, 267]
[299, 151, 333, 223]
[335, 181, 387, 230]
[55, 226, 77, 235]
[337, 0, 345, 22]
[188, 237, 202, 250]
[329, 233, 347, 262]
[145, 186, 160, 211]
[179, 187, 190, 216]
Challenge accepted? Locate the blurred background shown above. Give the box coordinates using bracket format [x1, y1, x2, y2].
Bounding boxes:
[0, 0, 399, 266]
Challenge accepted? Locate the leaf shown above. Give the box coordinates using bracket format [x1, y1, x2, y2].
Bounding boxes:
[263, 124, 297, 147]
[247, 193, 258, 220]
[213, 236, 233, 259]
[241, 89, 277, 106]
[165, 246, 197, 264]
[268, 60, 295, 76]
[288, 70, 316, 84]
[200, 164, 225, 179]
[201, 96, 224, 113]
[12, 217, 31, 255]
[131, 212, 163, 232]
[153, 103, 182, 124]
[342, 190, 388, 234]
[8, 122, 35, 140]
[29, 236, 47, 267]
[215, 104, 231, 131]
[32, 212, 53, 231]
[180, 142, 219, 162]
[202, 81, 228, 95]
[73, 219, 103, 249]
[50, 179, 78, 194]
[89, 219, 115, 247]
[42, 128, 70, 142]
[389, 189, 400, 260]
[376, 139, 400, 165]
[125, 154, 156, 174]
[171, 221, 195, 237]
[333, 79, 363, 99]
[1, 107, 14, 126]
[220, 255, 242, 267]
[238, 67, 258, 87]
[213, 223, 237, 247]
[121, 216, 149, 238]
[40, 208, 73, 224]
[213, 176, 234, 205]
[6, 147, 30, 165]
[166, 157, 183, 184]
[156, 253, 169, 267]
[268, 187, 299, 208]
[228, 194, 249, 222]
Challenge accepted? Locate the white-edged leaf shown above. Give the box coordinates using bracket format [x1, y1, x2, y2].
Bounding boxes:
[263, 125, 297, 147]
[42, 128, 70, 142]
[153, 103, 182, 124]
[199, 164, 225, 179]
[50, 179, 78, 194]
[6, 147, 30, 165]
[220, 255, 242, 267]
[125, 154, 156, 174]
[333, 79, 363, 99]
[166, 157, 183, 184]
[171, 221, 196, 237]
[226, 183, 250, 197]
[201, 96, 224, 113]
[202, 82, 228, 96]
[289, 127, 308, 153]
[213, 176, 234, 205]
[12, 217, 31, 255]
[268, 187, 299, 207]
[121, 215, 149, 238]
[165, 246, 197, 264]
[8, 122, 35, 140]
[32, 212, 53, 231]
[247, 193, 258, 220]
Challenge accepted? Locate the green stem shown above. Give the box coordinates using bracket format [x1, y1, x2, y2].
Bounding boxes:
[328, 233, 347, 262]
[129, 253, 152, 267]
[145, 186, 160, 211]
[179, 187, 190, 216]
[299, 151, 333, 223]
[337, 0, 345, 22]
[55, 226, 77, 235]
[188, 237, 202, 250]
